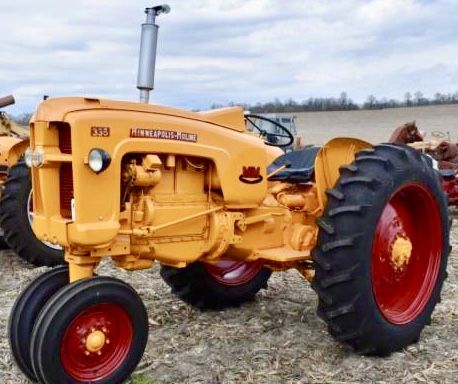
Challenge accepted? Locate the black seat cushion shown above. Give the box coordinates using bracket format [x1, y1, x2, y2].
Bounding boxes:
[267, 146, 320, 183]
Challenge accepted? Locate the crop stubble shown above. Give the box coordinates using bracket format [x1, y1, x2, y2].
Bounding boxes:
[0, 222, 457, 383]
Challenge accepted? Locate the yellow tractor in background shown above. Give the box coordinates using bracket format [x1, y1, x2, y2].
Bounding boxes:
[0, 95, 63, 265]
[8, 5, 450, 384]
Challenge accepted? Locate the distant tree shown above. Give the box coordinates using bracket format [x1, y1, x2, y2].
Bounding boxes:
[363, 95, 378, 109]
[414, 91, 428, 106]
[405, 92, 412, 107]
[13, 113, 33, 126]
[210, 103, 224, 110]
[339, 92, 348, 107]
[453, 92, 458, 103]
[434, 93, 442, 104]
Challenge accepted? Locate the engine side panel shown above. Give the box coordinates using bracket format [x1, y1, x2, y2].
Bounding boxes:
[32, 105, 272, 247]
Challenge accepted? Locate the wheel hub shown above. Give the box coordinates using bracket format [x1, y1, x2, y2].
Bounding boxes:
[85, 329, 106, 353]
[203, 260, 265, 286]
[371, 182, 442, 324]
[61, 303, 133, 381]
[390, 236, 412, 271]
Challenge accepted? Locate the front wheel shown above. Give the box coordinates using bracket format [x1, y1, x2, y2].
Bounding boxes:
[312, 144, 450, 355]
[9, 265, 69, 381]
[30, 276, 148, 384]
[160, 260, 271, 310]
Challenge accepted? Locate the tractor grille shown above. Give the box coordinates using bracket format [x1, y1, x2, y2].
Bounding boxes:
[60, 163, 74, 218]
[58, 123, 72, 154]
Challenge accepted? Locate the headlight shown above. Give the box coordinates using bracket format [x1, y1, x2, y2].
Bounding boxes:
[88, 148, 111, 173]
[31, 149, 44, 168]
[25, 148, 44, 168]
[24, 148, 33, 168]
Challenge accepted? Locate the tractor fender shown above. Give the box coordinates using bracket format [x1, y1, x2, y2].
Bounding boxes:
[314, 137, 372, 210]
[265, 144, 284, 164]
[0, 137, 29, 168]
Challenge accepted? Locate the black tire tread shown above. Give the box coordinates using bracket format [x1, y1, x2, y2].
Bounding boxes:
[312, 144, 450, 356]
[0, 161, 64, 266]
[160, 262, 271, 310]
[30, 276, 148, 384]
[8, 265, 69, 381]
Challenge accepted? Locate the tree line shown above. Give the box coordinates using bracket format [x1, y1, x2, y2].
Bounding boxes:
[211, 91, 458, 113]
[10, 91, 458, 123]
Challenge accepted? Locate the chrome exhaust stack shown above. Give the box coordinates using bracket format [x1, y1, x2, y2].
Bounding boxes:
[137, 4, 170, 103]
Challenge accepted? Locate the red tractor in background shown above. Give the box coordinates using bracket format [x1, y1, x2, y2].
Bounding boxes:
[389, 121, 458, 205]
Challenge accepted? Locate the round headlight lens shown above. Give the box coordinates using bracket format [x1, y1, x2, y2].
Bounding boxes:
[24, 148, 33, 168]
[31, 149, 44, 168]
[88, 148, 111, 173]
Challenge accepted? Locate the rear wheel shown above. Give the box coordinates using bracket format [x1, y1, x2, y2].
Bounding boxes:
[160, 260, 271, 310]
[30, 276, 148, 384]
[312, 144, 449, 355]
[0, 161, 64, 266]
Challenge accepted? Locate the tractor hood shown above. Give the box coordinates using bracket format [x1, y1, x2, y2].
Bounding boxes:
[32, 97, 246, 132]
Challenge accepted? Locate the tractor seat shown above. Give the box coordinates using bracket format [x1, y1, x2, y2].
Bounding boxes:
[267, 146, 320, 183]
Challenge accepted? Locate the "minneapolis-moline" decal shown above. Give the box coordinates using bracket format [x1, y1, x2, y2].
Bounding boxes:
[130, 128, 198, 142]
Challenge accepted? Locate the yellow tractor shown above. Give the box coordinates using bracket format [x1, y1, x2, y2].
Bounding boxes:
[0, 95, 63, 265]
[9, 5, 450, 384]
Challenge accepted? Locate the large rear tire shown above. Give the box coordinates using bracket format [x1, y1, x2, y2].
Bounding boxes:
[312, 144, 449, 355]
[0, 161, 64, 266]
[160, 260, 271, 310]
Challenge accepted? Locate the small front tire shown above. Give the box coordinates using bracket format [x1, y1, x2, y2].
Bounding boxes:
[30, 276, 148, 384]
[9, 265, 69, 381]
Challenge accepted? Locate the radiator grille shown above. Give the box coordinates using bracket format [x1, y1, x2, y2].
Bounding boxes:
[58, 123, 72, 154]
[59, 163, 74, 219]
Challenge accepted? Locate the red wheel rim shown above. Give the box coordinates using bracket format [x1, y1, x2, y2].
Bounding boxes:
[61, 303, 133, 381]
[203, 260, 264, 286]
[371, 183, 442, 324]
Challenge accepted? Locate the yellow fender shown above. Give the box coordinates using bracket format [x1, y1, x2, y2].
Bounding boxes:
[0, 136, 26, 167]
[314, 137, 372, 210]
[7, 138, 29, 167]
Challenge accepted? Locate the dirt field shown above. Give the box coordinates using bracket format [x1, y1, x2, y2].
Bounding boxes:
[0, 224, 457, 384]
[294, 104, 458, 145]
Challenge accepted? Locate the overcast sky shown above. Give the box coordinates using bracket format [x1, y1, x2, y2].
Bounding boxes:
[1, 0, 458, 114]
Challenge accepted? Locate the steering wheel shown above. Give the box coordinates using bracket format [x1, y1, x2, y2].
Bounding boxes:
[245, 114, 294, 148]
[431, 131, 447, 140]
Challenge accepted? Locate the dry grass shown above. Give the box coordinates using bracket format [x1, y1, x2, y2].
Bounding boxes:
[1, 223, 458, 384]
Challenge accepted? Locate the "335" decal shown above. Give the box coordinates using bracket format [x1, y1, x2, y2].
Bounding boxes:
[91, 126, 110, 137]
